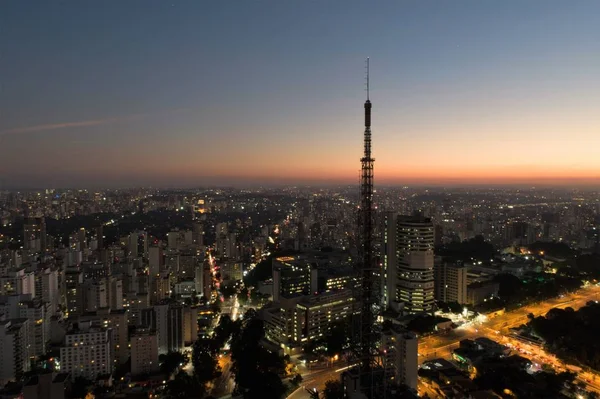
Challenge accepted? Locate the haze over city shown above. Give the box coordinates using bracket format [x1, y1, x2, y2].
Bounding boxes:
[2, 1, 600, 188]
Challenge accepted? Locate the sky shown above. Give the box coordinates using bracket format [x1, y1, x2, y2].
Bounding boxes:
[1, 1, 600, 188]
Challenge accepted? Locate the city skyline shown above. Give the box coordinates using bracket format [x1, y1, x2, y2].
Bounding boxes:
[2, 1, 600, 188]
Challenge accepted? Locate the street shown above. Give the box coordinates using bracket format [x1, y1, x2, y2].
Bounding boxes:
[419, 284, 600, 394]
[286, 284, 600, 398]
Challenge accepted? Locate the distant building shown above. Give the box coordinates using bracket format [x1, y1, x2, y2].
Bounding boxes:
[154, 303, 184, 355]
[272, 255, 317, 301]
[0, 319, 31, 384]
[466, 281, 499, 306]
[131, 329, 159, 376]
[64, 268, 83, 318]
[262, 289, 354, 349]
[435, 260, 468, 305]
[221, 260, 243, 283]
[23, 217, 46, 253]
[59, 321, 113, 380]
[79, 309, 129, 365]
[394, 215, 435, 313]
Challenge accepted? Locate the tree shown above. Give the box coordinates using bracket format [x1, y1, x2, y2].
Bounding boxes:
[230, 310, 286, 398]
[160, 351, 188, 376]
[238, 287, 250, 306]
[323, 380, 344, 399]
[214, 314, 239, 349]
[221, 284, 237, 299]
[210, 301, 221, 314]
[165, 371, 205, 398]
[69, 377, 92, 399]
[192, 337, 221, 383]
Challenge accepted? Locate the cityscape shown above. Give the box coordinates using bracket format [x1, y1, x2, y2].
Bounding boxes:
[2, 2, 600, 399]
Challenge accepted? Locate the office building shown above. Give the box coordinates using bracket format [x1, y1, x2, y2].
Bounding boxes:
[394, 215, 435, 314]
[263, 289, 354, 349]
[272, 255, 317, 302]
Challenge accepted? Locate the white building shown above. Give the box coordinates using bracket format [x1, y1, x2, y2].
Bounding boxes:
[59, 321, 112, 380]
[382, 326, 418, 390]
[79, 309, 129, 365]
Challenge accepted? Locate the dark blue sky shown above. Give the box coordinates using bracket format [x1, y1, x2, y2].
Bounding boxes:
[2, 1, 599, 188]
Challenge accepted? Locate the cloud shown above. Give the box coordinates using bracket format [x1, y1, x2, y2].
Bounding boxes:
[0, 118, 120, 135]
[0, 108, 189, 135]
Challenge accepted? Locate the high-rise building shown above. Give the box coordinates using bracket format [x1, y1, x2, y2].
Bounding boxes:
[129, 232, 148, 259]
[380, 211, 398, 308]
[154, 303, 184, 355]
[272, 256, 317, 302]
[79, 309, 129, 365]
[192, 222, 204, 247]
[23, 217, 46, 252]
[0, 319, 32, 384]
[150, 273, 171, 305]
[434, 260, 468, 305]
[148, 245, 164, 276]
[16, 299, 50, 358]
[95, 225, 104, 252]
[107, 276, 123, 310]
[394, 215, 435, 314]
[182, 306, 198, 346]
[195, 261, 211, 300]
[262, 289, 354, 348]
[77, 228, 86, 249]
[35, 268, 59, 313]
[131, 329, 159, 376]
[64, 268, 84, 318]
[381, 326, 418, 390]
[59, 321, 112, 380]
[83, 279, 108, 312]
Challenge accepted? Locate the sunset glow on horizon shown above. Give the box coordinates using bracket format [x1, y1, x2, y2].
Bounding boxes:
[1, 1, 599, 188]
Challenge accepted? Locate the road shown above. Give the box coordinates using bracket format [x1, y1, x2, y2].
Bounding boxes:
[419, 284, 600, 395]
[210, 296, 241, 397]
[288, 364, 351, 399]
[286, 285, 600, 398]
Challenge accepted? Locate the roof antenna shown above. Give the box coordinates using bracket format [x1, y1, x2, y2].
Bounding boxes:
[366, 57, 370, 101]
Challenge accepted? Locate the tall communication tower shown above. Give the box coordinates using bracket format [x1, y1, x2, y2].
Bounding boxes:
[348, 58, 380, 398]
